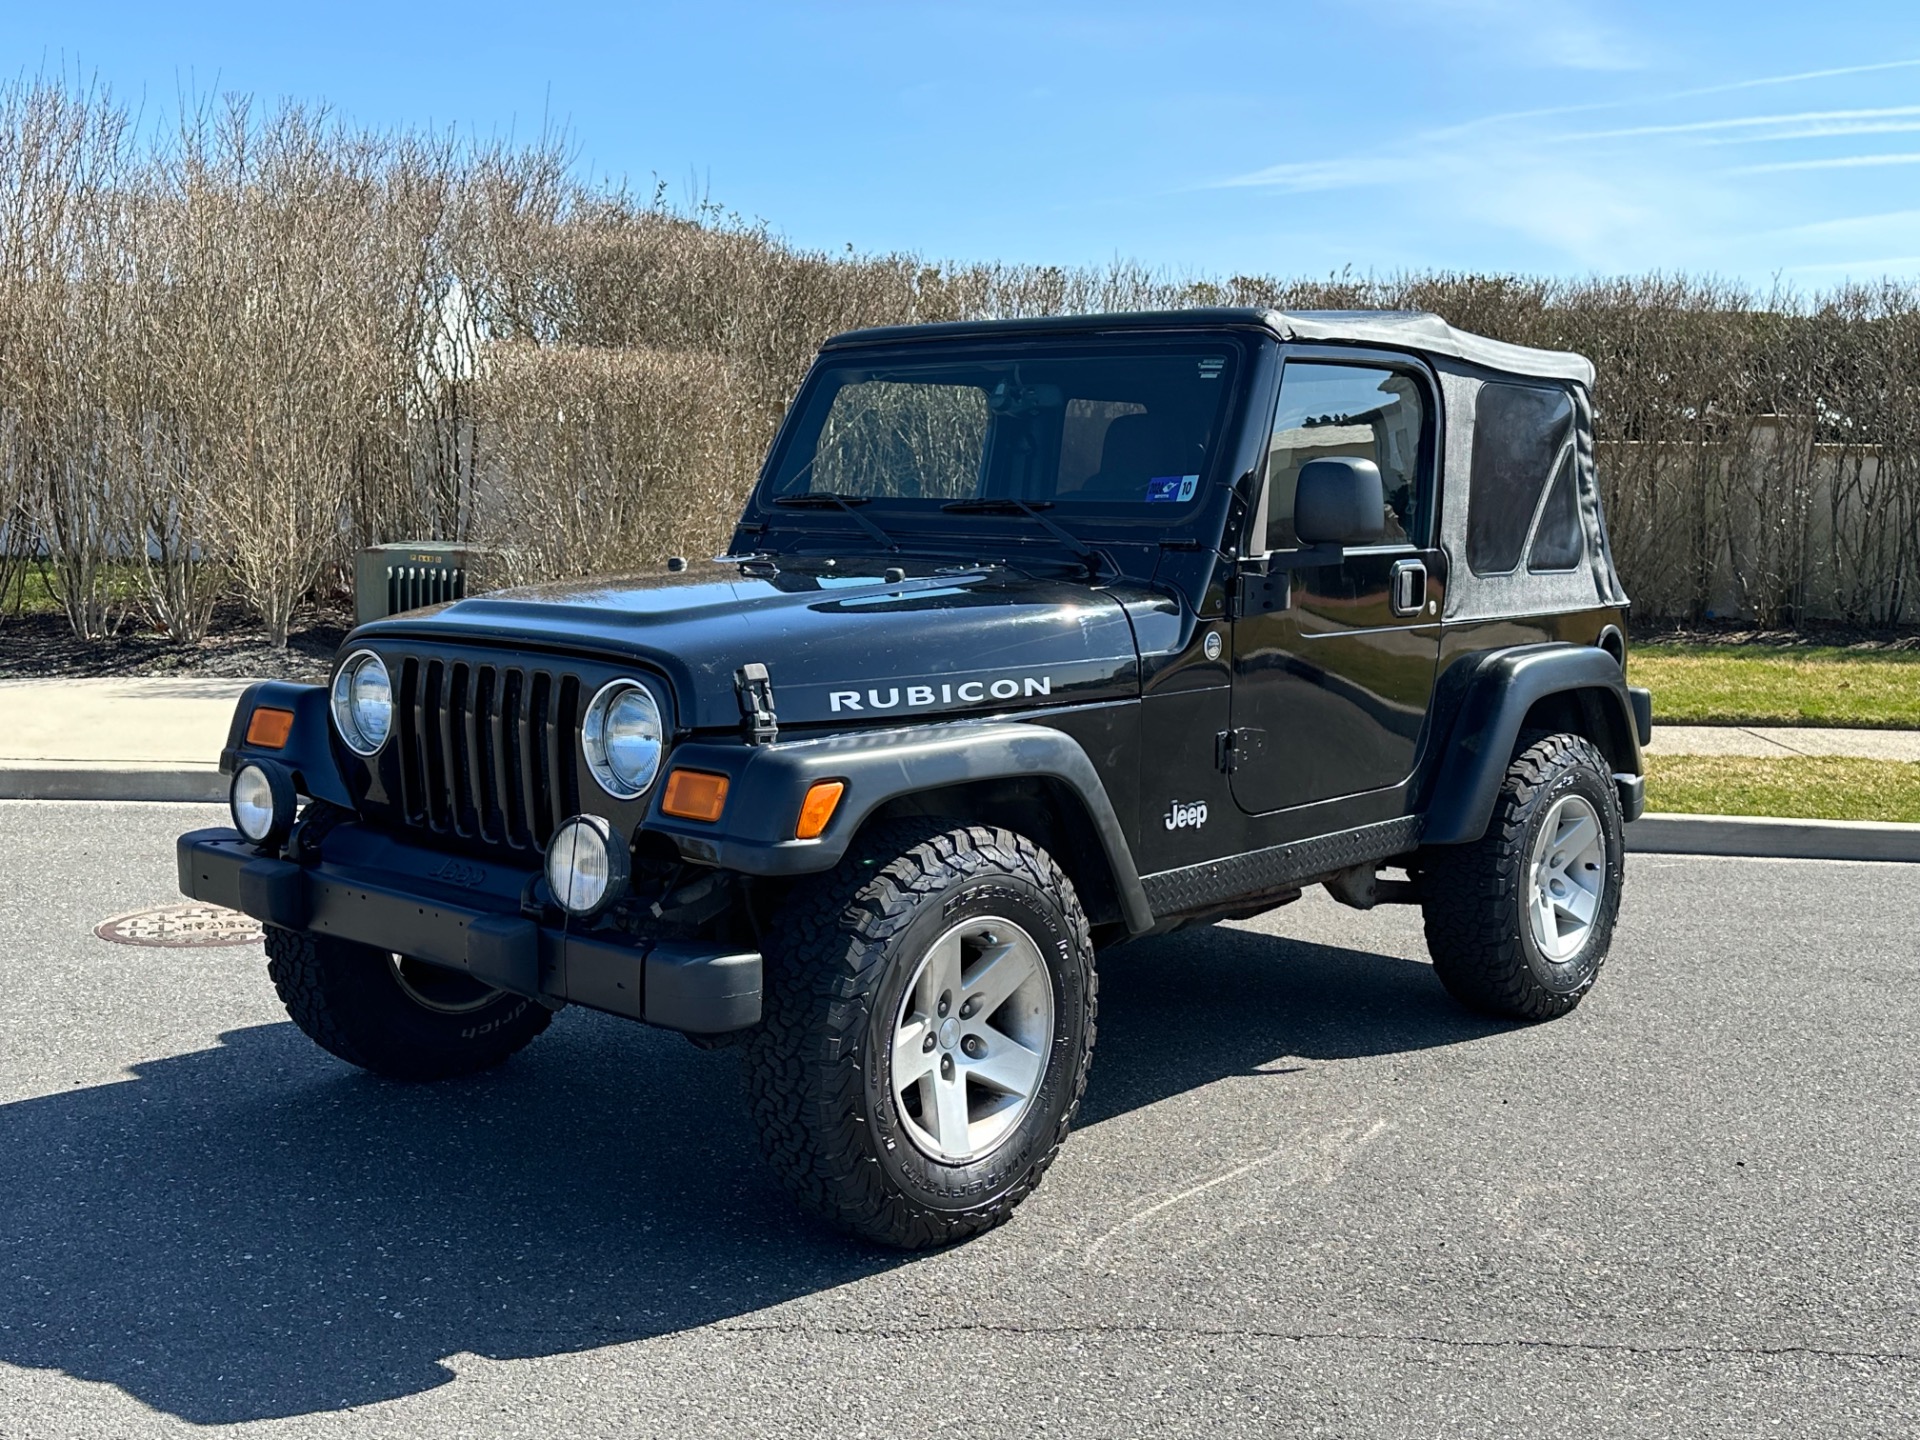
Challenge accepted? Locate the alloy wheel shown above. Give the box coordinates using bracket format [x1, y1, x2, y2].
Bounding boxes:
[889, 917, 1054, 1163]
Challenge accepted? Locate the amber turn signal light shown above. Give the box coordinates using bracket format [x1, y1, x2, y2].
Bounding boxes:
[245, 707, 295, 749]
[661, 769, 729, 822]
[795, 780, 846, 840]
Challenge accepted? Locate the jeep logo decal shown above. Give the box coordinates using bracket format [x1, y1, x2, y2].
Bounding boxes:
[1164, 799, 1209, 831]
[432, 859, 488, 889]
[829, 675, 1052, 713]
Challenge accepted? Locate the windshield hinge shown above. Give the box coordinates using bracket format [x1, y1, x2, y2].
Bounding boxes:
[735, 663, 779, 746]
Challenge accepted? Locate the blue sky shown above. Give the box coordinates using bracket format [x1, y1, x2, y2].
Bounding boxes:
[11, 1, 1920, 286]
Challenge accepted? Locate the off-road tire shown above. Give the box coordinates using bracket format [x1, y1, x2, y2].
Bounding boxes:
[265, 926, 552, 1080]
[1419, 732, 1625, 1021]
[743, 822, 1097, 1249]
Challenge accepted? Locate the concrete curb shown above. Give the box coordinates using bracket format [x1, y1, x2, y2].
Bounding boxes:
[4, 766, 1915, 863]
[0, 763, 226, 804]
[1627, 812, 1920, 863]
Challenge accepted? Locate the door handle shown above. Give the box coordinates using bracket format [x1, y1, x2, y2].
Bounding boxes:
[1390, 559, 1426, 617]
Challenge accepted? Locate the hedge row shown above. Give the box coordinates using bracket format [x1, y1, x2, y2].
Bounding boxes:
[3, 78, 1917, 644]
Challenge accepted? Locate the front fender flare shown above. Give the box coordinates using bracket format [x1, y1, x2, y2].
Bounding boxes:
[1421, 644, 1643, 846]
[220, 681, 355, 809]
[647, 720, 1154, 935]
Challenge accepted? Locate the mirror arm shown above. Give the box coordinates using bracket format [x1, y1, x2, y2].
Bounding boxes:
[1266, 543, 1346, 571]
[1229, 544, 1346, 619]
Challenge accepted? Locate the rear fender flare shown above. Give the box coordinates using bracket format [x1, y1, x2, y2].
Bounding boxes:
[649, 721, 1154, 935]
[1421, 644, 1643, 846]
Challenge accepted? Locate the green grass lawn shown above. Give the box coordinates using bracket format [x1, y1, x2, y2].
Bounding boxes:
[4, 563, 151, 618]
[1645, 754, 1920, 823]
[1630, 643, 1920, 729]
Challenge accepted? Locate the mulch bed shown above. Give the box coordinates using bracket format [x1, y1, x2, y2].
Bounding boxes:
[0, 602, 349, 683]
[1630, 619, 1920, 652]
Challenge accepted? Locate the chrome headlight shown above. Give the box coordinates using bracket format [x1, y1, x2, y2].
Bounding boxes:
[331, 650, 392, 756]
[582, 680, 664, 799]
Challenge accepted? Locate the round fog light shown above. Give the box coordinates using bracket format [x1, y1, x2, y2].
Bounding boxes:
[544, 815, 630, 917]
[231, 760, 297, 848]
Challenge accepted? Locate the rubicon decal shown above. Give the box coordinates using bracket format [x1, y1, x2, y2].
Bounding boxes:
[1165, 799, 1209, 831]
[829, 675, 1054, 713]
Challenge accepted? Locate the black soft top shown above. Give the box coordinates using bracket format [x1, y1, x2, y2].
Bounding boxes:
[824, 308, 1594, 388]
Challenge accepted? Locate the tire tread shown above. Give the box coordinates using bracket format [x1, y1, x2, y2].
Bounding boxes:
[743, 821, 1096, 1249]
[1420, 732, 1623, 1021]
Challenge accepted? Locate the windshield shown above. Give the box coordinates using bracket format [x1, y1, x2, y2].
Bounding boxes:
[764, 341, 1241, 516]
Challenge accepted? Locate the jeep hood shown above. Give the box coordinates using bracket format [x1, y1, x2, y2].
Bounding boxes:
[356, 561, 1163, 732]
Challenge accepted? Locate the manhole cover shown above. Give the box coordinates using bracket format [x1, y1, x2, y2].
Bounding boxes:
[95, 904, 265, 948]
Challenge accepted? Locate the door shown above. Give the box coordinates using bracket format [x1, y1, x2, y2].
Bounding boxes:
[1229, 356, 1446, 815]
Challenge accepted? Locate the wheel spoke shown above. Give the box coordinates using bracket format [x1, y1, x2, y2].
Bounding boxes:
[1554, 813, 1598, 863]
[893, 1018, 937, 1087]
[932, 1071, 972, 1150]
[1554, 881, 1598, 926]
[1533, 887, 1561, 947]
[966, 1030, 1043, 1097]
[916, 930, 962, 1017]
[962, 938, 1036, 1018]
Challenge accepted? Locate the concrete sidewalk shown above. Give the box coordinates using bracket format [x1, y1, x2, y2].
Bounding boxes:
[1645, 724, 1920, 761]
[0, 677, 253, 801]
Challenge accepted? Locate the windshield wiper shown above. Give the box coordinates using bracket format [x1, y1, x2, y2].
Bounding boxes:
[939, 498, 1104, 572]
[770, 492, 899, 552]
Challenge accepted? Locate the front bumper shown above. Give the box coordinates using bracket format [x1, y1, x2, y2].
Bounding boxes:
[178, 825, 760, 1034]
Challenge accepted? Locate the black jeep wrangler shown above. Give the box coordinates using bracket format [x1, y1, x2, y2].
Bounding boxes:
[180, 309, 1652, 1248]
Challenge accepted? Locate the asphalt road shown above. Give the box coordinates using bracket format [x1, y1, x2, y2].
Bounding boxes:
[0, 801, 1913, 1439]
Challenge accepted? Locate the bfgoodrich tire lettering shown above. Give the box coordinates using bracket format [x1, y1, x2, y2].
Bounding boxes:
[265, 926, 551, 1080]
[1419, 732, 1625, 1021]
[744, 822, 1097, 1249]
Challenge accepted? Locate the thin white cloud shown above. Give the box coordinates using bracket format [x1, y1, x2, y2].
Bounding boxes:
[1214, 157, 1417, 193]
[1559, 105, 1920, 144]
[1702, 120, 1920, 146]
[1206, 49, 1920, 276]
[1663, 57, 1920, 99]
[1770, 209, 1920, 240]
[1416, 0, 1647, 72]
[1782, 255, 1920, 275]
[1564, 105, 1920, 143]
[1735, 152, 1920, 174]
[1423, 57, 1920, 138]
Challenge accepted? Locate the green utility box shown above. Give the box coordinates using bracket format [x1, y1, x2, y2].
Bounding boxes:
[353, 543, 478, 625]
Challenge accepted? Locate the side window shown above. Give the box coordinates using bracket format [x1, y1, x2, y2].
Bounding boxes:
[1264, 362, 1427, 551]
[1527, 453, 1583, 572]
[1468, 382, 1581, 575]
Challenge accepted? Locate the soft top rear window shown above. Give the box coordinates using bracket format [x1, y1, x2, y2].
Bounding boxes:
[766, 343, 1239, 512]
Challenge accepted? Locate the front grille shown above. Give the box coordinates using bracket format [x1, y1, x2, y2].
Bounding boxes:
[392, 656, 581, 852]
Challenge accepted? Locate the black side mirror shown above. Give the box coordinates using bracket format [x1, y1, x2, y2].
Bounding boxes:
[1293, 457, 1386, 547]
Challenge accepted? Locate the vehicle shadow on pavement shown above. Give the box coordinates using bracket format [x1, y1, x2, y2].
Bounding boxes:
[0, 928, 1504, 1423]
[1077, 922, 1508, 1126]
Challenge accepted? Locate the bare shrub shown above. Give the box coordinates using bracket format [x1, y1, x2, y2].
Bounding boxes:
[0, 77, 137, 638]
[472, 343, 748, 583]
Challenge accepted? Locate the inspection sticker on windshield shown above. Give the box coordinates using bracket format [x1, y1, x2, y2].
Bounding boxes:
[1145, 474, 1200, 503]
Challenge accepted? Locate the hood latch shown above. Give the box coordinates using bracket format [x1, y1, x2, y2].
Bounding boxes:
[735, 663, 779, 746]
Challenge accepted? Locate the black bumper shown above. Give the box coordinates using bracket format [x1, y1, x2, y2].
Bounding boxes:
[178, 826, 760, 1035]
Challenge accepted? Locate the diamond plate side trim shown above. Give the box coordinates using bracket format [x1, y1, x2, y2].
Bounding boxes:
[1139, 814, 1425, 918]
